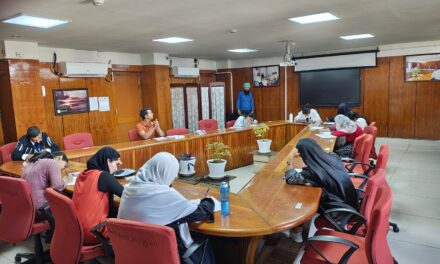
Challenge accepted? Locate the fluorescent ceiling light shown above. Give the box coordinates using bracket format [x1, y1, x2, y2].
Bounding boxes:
[289, 12, 339, 24]
[228, 48, 258, 53]
[340, 34, 374, 40]
[2, 14, 69, 28]
[153, 37, 193, 43]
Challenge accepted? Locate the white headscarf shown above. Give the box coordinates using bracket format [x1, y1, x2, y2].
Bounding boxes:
[118, 152, 197, 247]
[335, 114, 357, 134]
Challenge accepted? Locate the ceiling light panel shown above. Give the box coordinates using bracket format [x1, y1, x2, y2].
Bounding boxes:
[289, 12, 339, 24]
[228, 48, 258, 53]
[153, 37, 193, 43]
[340, 34, 374, 40]
[2, 14, 69, 28]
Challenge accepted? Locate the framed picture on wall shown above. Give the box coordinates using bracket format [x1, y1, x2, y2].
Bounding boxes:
[53, 89, 89, 115]
[252, 65, 279, 87]
[405, 54, 440, 82]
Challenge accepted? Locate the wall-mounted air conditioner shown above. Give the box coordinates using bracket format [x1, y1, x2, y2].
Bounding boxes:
[60, 62, 109, 77]
[171, 66, 200, 78]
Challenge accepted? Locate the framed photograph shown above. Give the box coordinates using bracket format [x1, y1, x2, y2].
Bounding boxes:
[405, 54, 440, 82]
[53, 89, 89, 116]
[252, 65, 279, 87]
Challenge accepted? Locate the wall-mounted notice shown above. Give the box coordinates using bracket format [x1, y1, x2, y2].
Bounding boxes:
[98, 96, 110, 112]
[89, 97, 98, 111]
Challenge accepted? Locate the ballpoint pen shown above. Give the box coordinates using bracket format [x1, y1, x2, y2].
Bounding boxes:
[204, 187, 210, 197]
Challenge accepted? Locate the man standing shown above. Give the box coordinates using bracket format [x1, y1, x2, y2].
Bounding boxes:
[12, 126, 60, 161]
[236, 82, 255, 116]
[136, 107, 165, 139]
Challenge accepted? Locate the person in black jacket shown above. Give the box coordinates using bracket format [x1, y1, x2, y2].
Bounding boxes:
[12, 126, 60, 161]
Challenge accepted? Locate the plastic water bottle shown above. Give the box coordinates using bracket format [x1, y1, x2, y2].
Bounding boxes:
[220, 182, 230, 216]
[289, 113, 293, 122]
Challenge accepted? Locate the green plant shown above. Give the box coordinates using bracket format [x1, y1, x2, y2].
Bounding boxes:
[252, 123, 270, 140]
[206, 142, 231, 163]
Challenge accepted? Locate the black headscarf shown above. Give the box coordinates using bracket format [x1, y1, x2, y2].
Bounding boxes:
[296, 138, 358, 210]
[337, 103, 352, 116]
[86, 147, 120, 172]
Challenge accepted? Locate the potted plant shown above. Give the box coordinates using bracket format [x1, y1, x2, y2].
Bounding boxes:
[252, 123, 271, 153]
[206, 142, 231, 179]
[178, 153, 196, 177]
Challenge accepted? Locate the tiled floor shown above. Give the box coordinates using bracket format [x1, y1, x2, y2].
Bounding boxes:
[1, 137, 440, 263]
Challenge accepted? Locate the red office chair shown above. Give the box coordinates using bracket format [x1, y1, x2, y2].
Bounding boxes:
[226, 120, 236, 128]
[349, 145, 389, 189]
[128, 128, 143, 141]
[106, 218, 180, 264]
[0, 142, 16, 164]
[44, 188, 104, 264]
[167, 128, 190, 136]
[0, 176, 50, 263]
[344, 134, 374, 175]
[364, 125, 378, 159]
[369, 121, 377, 127]
[63, 133, 94, 150]
[301, 182, 395, 264]
[198, 119, 218, 131]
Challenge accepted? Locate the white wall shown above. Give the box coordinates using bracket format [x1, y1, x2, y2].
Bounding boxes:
[4, 40, 39, 60]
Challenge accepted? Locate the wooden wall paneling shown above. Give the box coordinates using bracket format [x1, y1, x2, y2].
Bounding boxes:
[388, 56, 417, 138]
[199, 70, 216, 85]
[415, 81, 440, 139]
[112, 64, 143, 72]
[154, 66, 172, 131]
[118, 149, 134, 170]
[0, 60, 15, 143]
[363, 58, 390, 136]
[140, 66, 158, 116]
[40, 63, 64, 147]
[266, 124, 286, 152]
[113, 72, 142, 143]
[278, 67, 286, 121]
[286, 67, 299, 119]
[58, 77, 91, 136]
[87, 78, 116, 145]
[8, 60, 47, 138]
[134, 147, 152, 170]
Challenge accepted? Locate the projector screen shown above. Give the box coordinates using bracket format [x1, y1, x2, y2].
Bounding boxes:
[299, 68, 360, 107]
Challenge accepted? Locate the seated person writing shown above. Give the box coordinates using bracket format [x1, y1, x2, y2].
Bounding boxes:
[232, 113, 257, 128]
[118, 152, 215, 264]
[136, 107, 165, 139]
[12, 126, 60, 161]
[332, 115, 363, 157]
[294, 104, 321, 123]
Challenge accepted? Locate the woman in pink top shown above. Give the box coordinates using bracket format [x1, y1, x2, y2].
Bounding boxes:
[22, 151, 68, 218]
[332, 114, 363, 157]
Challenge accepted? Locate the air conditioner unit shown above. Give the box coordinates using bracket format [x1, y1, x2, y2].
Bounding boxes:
[60, 62, 109, 77]
[171, 66, 200, 78]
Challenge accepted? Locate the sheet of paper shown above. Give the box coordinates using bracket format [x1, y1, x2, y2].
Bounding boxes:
[166, 135, 185, 140]
[66, 176, 77, 186]
[309, 126, 324, 130]
[191, 197, 221, 212]
[316, 133, 336, 139]
[89, 97, 98, 111]
[153, 137, 167, 141]
[320, 131, 332, 135]
[98, 96, 110, 112]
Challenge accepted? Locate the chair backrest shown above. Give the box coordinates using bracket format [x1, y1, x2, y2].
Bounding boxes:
[63, 133, 94, 150]
[369, 121, 377, 127]
[365, 182, 394, 264]
[128, 129, 143, 141]
[166, 128, 189, 136]
[361, 134, 374, 171]
[0, 142, 17, 164]
[364, 125, 378, 159]
[352, 134, 366, 162]
[375, 145, 390, 172]
[0, 176, 35, 243]
[45, 188, 84, 264]
[198, 119, 218, 131]
[226, 120, 236, 128]
[106, 218, 180, 264]
[360, 169, 386, 226]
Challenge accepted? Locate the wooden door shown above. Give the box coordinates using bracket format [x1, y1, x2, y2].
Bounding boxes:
[113, 72, 142, 143]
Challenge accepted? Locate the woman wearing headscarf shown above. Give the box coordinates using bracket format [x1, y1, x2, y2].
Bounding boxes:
[118, 152, 215, 264]
[332, 114, 363, 157]
[286, 138, 358, 211]
[72, 147, 124, 244]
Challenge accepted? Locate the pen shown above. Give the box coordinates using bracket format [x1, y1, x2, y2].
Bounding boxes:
[204, 187, 210, 197]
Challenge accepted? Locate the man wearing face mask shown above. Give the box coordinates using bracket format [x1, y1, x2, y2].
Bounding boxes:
[236, 82, 255, 116]
[12, 126, 60, 161]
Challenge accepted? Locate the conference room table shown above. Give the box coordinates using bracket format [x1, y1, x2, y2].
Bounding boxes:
[1, 121, 335, 263]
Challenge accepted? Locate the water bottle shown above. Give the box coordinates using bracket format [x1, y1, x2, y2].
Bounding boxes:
[220, 182, 230, 216]
[289, 113, 293, 122]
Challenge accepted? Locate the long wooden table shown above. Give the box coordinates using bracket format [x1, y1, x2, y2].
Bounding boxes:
[1, 122, 333, 263]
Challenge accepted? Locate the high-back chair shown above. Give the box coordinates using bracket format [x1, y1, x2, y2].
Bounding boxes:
[44, 188, 104, 264]
[0, 176, 50, 263]
[364, 125, 378, 159]
[198, 119, 218, 131]
[166, 128, 190, 136]
[226, 120, 236, 128]
[0, 142, 16, 164]
[301, 182, 395, 264]
[128, 128, 143, 141]
[106, 218, 180, 264]
[63, 133, 94, 150]
[345, 134, 374, 174]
